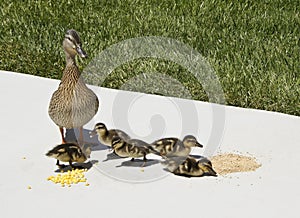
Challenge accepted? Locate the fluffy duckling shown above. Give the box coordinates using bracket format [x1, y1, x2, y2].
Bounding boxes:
[150, 135, 203, 157]
[162, 156, 217, 177]
[46, 143, 91, 168]
[111, 136, 150, 163]
[90, 123, 130, 147]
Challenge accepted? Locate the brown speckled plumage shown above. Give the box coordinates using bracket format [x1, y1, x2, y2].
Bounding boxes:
[48, 64, 98, 128]
[48, 29, 99, 143]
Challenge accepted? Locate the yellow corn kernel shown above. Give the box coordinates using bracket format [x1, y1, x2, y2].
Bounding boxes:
[47, 168, 89, 187]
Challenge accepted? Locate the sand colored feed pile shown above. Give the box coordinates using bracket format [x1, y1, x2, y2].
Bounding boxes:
[211, 153, 261, 175]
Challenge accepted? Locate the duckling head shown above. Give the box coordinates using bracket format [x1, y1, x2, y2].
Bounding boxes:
[63, 29, 87, 59]
[89, 122, 107, 138]
[197, 161, 217, 176]
[182, 135, 203, 148]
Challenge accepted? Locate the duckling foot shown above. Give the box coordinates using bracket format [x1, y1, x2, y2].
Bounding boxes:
[140, 156, 148, 167]
[56, 160, 66, 169]
[141, 161, 147, 168]
[69, 161, 76, 169]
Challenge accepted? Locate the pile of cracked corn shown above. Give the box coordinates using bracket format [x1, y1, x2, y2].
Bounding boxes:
[47, 169, 89, 187]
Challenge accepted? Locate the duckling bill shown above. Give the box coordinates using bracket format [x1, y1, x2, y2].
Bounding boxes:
[162, 156, 217, 177]
[46, 143, 91, 168]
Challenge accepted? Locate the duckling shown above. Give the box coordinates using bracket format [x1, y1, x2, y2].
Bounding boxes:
[46, 143, 91, 168]
[89, 123, 130, 147]
[48, 29, 99, 145]
[162, 156, 217, 177]
[111, 136, 150, 163]
[150, 135, 203, 157]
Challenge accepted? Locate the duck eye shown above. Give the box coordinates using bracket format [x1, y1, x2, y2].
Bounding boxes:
[65, 36, 72, 42]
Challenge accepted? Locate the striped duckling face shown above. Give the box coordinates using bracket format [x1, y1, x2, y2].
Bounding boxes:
[63, 29, 87, 58]
[182, 135, 203, 148]
[90, 123, 107, 137]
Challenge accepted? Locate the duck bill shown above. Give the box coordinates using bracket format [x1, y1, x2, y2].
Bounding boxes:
[76, 46, 87, 58]
[196, 142, 204, 148]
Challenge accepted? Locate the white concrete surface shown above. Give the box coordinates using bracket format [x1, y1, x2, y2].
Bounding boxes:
[0, 70, 299, 218]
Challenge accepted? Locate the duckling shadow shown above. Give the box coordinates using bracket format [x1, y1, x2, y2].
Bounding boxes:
[54, 160, 98, 173]
[179, 172, 218, 178]
[162, 168, 217, 178]
[102, 152, 124, 162]
[189, 154, 205, 159]
[116, 159, 160, 168]
[65, 128, 108, 151]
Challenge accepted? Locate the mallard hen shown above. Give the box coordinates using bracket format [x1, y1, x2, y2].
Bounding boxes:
[48, 29, 99, 144]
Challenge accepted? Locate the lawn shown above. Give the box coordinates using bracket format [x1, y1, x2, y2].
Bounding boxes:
[0, 0, 299, 115]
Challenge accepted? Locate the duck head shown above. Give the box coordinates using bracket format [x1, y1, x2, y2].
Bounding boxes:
[63, 29, 87, 59]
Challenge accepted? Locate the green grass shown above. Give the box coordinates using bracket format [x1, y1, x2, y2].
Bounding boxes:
[0, 0, 299, 115]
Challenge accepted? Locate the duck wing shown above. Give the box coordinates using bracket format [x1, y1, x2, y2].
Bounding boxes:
[150, 138, 181, 155]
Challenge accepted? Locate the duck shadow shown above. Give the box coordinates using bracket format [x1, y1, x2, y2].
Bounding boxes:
[116, 159, 160, 168]
[65, 128, 108, 151]
[54, 160, 99, 173]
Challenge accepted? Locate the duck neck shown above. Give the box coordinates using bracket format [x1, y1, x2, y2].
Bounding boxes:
[61, 53, 81, 83]
[65, 52, 77, 67]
